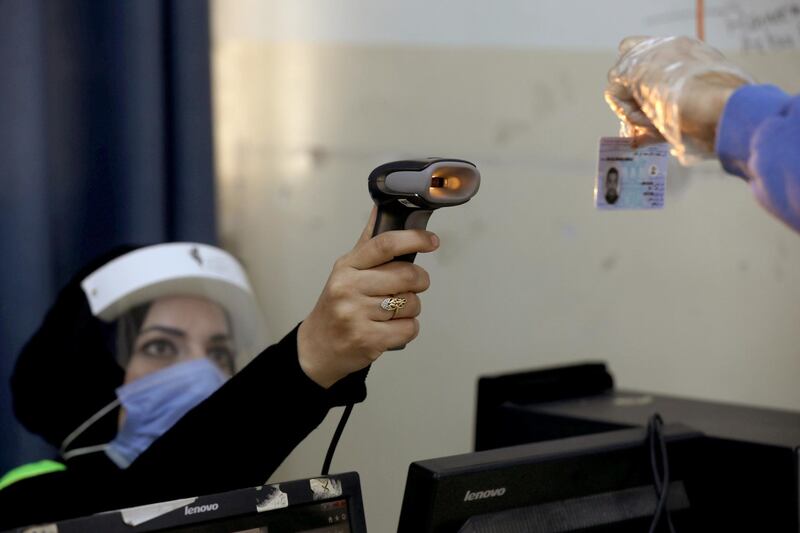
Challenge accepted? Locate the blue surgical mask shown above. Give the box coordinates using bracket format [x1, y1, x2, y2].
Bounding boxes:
[60, 358, 227, 469]
[105, 358, 228, 468]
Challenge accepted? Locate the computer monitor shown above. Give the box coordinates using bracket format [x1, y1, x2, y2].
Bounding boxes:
[474, 362, 800, 530]
[398, 425, 711, 533]
[8, 472, 366, 533]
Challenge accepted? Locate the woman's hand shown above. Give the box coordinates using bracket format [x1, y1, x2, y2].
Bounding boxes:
[297, 208, 439, 388]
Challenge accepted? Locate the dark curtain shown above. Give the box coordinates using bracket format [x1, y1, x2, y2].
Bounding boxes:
[0, 0, 217, 472]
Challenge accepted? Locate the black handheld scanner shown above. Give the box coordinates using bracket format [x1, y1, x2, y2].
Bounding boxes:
[369, 157, 481, 263]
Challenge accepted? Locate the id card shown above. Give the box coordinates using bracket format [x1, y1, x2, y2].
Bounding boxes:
[595, 137, 669, 209]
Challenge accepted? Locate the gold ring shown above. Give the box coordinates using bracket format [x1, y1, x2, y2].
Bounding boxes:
[380, 296, 407, 319]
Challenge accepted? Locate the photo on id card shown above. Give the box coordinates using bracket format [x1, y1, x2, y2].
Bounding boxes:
[595, 137, 669, 210]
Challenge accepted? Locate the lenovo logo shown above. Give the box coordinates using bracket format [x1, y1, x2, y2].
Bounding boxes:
[463, 487, 506, 502]
[184, 503, 219, 516]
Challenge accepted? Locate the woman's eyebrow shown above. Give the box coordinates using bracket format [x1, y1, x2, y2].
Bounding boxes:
[209, 333, 232, 342]
[139, 325, 186, 337]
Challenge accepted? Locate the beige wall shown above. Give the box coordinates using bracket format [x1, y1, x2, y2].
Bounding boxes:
[211, 4, 800, 531]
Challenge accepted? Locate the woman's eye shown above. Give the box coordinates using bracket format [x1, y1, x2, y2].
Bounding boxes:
[207, 346, 234, 374]
[140, 339, 178, 359]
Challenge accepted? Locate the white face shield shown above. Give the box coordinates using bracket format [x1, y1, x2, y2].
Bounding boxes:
[80, 243, 267, 373]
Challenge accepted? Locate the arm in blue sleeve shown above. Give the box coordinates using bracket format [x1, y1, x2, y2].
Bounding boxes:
[716, 84, 800, 233]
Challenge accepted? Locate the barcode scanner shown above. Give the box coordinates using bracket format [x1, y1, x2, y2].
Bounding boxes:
[368, 157, 481, 263]
[368, 157, 480, 351]
[321, 158, 481, 477]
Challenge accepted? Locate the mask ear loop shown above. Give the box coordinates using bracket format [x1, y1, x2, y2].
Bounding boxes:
[59, 397, 121, 460]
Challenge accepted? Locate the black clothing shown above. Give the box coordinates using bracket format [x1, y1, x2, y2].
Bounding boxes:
[1, 326, 366, 530]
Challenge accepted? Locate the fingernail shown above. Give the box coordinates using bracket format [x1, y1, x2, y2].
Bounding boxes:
[430, 234, 440, 248]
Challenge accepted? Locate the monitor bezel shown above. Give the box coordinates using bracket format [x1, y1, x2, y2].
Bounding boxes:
[13, 471, 366, 533]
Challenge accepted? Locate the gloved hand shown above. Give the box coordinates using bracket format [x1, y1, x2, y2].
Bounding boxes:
[605, 36, 752, 164]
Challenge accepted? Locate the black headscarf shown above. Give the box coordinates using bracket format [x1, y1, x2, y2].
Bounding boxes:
[10, 245, 139, 448]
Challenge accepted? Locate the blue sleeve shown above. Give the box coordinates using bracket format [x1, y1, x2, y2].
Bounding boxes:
[716, 84, 800, 233]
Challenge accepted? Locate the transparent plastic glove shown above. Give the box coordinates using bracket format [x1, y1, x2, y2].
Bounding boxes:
[605, 36, 752, 164]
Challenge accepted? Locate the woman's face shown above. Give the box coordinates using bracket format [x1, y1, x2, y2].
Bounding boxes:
[605, 168, 620, 204]
[123, 296, 235, 384]
[606, 168, 619, 191]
